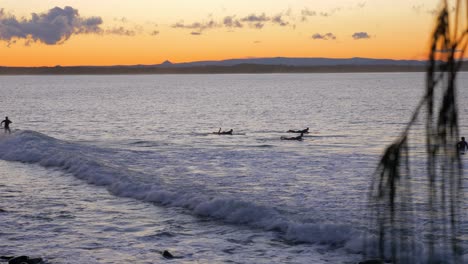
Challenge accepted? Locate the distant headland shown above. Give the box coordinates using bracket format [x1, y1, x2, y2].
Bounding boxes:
[1, 57, 467, 75]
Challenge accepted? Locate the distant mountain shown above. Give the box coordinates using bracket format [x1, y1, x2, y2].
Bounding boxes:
[160, 60, 173, 66]
[1, 57, 466, 75]
[155, 57, 427, 68]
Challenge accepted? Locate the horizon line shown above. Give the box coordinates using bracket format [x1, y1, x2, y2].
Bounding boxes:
[0, 56, 436, 68]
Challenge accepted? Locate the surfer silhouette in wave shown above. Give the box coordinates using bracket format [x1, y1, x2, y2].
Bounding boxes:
[1, 117, 12, 134]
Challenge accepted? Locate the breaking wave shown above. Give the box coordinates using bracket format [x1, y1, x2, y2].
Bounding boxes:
[0, 130, 363, 251]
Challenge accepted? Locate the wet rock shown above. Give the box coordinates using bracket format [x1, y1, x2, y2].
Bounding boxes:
[162, 250, 174, 259]
[7, 256, 43, 264]
[358, 260, 384, 264]
[8, 256, 29, 264]
[26, 258, 43, 264]
[0, 256, 14, 261]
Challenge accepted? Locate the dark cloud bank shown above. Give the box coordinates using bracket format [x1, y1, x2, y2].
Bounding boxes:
[0, 6, 137, 45]
[0, 6, 102, 44]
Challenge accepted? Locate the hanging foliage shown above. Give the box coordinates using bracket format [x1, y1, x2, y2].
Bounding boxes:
[368, 1, 467, 263]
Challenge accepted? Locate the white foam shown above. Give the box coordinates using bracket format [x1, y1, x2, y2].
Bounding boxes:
[0, 131, 360, 247]
[3, 130, 462, 262]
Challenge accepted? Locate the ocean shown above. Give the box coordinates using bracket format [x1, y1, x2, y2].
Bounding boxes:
[0, 73, 467, 263]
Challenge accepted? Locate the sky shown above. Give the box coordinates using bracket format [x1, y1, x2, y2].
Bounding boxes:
[0, 0, 452, 66]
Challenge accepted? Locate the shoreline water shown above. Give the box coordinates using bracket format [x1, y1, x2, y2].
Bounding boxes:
[0, 158, 363, 264]
[0, 73, 466, 263]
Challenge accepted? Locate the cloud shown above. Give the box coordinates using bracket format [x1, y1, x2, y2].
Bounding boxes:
[171, 12, 293, 34]
[0, 6, 103, 45]
[171, 19, 219, 34]
[271, 15, 289, 26]
[150, 30, 159, 36]
[171, 22, 184, 28]
[240, 13, 268, 29]
[241, 13, 270, 23]
[301, 8, 317, 21]
[253, 22, 264, 29]
[113, 17, 128, 23]
[311, 32, 336, 40]
[191, 32, 202, 36]
[105, 26, 136, 36]
[301, 8, 333, 21]
[223, 16, 243, 28]
[352, 32, 371, 39]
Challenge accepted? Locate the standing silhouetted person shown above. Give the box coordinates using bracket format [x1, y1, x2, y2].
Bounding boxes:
[0, 116, 12, 134]
[456, 137, 468, 153]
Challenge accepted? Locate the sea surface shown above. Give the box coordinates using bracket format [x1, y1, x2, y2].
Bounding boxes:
[0, 73, 467, 263]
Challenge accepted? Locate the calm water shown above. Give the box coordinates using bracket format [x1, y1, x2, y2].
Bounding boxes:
[0, 73, 467, 263]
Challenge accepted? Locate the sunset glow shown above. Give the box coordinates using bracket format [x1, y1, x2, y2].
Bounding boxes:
[0, 0, 446, 66]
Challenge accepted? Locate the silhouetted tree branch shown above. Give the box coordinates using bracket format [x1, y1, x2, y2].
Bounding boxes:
[368, 1, 467, 263]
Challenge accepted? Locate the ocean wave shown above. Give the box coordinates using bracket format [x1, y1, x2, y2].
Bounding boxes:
[0, 130, 364, 251]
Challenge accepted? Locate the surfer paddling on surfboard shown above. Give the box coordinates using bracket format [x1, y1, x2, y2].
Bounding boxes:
[215, 128, 233, 135]
[287, 127, 309, 134]
[281, 132, 304, 141]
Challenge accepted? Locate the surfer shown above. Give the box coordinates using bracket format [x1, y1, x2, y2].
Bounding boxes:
[281, 132, 304, 141]
[287, 127, 309, 133]
[456, 137, 468, 153]
[0, 116, 12, 134]
[215, 128, 233, 135]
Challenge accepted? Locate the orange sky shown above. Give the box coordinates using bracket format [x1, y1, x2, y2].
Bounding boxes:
[0, 0, 457, 66]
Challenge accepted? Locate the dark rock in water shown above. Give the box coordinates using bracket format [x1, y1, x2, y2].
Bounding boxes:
[26, 258, 43, 264]
[8, 256, 29, 264]
[358, 260, 384, 264]
[162, 250, 174, 259]
[8, 256, 43, 264]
